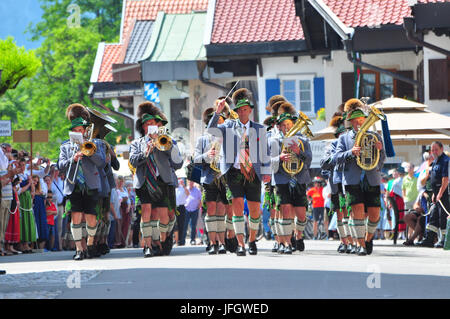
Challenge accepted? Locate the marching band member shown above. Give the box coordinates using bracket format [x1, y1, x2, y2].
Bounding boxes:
[208, 88, 271, 256]
[58, 104, 106, 260]
[264, 95, 286, 253]
[194, 101, 230, 255]
[320, 111, 353, 253]
[269, 102, 312, 254]
[129, 102, 178, 257]
[159, 113, 183, 256]
[333, 99, 385, 256]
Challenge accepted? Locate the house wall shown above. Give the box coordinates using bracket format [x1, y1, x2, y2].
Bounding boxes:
[423, 32, 450, 114]
[323, 50, 422, 122]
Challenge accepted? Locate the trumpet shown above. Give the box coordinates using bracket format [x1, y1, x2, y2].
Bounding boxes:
[144, 127, 173, 158]
[67, 123, 97, 184]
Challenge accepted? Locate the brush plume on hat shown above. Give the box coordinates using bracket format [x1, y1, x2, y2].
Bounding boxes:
[231, 88, 253, 106]
[202, 107, 216, 126]
[266, 95, 286, 113]
[66, 103, 90, 122]
[271, 100, 285, 117]
[277, 102, 296, 116]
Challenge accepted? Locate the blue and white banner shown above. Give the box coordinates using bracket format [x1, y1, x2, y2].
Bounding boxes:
[144, 83, 160, 104]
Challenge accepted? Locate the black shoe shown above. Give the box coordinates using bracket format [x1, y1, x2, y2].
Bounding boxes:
[144, 246, 153, 258]
[225, 237, 238, 253]
[296, 239, 305, 252]
[236, 246, 246, 256]
[208, 244, 218, 255]
[346, 244, 353, 254]
[162, 236, 174, 256]
[337, 243, 344, 252]
[248, 241, 257, 255]
[152, 245, 162, 256]
[278, 244, 285, 254]
[350, 245, 357, 254]
[86, 245, 100, 259]
[73, 250, 84, 261]
[434, 235, 445, 248]
[416, 231, 437, 247]
[218, 244, 227, 254]
[338, 244, 347, 254]
[403, 240, 414, 246]
[284, 245, 293, 255]
[357, 247, 367, 256]
[98, 243, 108, 255]
[272, 242, 279, 252]
[103, 244, 110, 254]
[0, 270, 6, 275]
[365, 240, 374, 255]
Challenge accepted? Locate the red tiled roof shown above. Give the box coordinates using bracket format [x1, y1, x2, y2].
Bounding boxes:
[98, 44, 122, 82]
[96, 0, 208, 83]
[323, 0, 412, 28]
[417, 0, 449, 3]
[210, 0, 304, 44]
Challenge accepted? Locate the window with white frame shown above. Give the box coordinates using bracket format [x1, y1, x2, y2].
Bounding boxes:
[280, 75, 314, 117]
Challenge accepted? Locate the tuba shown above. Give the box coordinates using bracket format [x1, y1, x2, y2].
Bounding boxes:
[354, 104, 386, 170]
[281, 111, 313, 176]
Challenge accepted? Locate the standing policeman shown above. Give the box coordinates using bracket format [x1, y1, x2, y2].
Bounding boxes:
[417, 141, 449, 248]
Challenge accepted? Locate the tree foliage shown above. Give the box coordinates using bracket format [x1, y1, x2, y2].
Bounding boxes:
[0, 37, 41, 97]
[0, 0, 125, 160]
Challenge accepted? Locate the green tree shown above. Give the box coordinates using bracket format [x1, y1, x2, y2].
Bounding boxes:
[0, 0, 125, 160]
[0, 37, 41, 97]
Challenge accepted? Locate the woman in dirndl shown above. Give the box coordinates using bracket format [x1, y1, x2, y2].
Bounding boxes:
[19, 175, 36, 253]
[31, 175, 48, 249]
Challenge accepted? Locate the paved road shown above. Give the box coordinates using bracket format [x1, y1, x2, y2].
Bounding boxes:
[1, 239, 449, 299]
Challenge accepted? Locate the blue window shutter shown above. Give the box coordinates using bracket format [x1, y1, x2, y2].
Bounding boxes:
[313, 77, 325, 113]
[265, 79, 280, 115]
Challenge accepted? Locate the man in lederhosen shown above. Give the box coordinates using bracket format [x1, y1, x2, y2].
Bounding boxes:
[263, 95, 286, 253]
[320, 110, 354, 253]
[194, 101, 231, 254]
[269, 102, 312, 254]
[58, 104, 106, 260]
[208, 88, 271, 256]
[333, 99, 385, 256]
[129, 102, 180, 257]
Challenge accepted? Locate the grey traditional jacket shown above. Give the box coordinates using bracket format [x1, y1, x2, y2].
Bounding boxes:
[58, 138, 106, 196]
[269, 132, 312, 185]
[193, 134, 220, 185]
[333, 129, 385, 186]
[129, 136, 182, 189]
[207, 113, 271, 180]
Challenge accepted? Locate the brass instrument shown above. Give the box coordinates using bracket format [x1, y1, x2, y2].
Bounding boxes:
[128, 160, 136, 175]
[354, 104, 386, 170]
[209, 139, 222, 174]
[67, 123, 97, 184]
[155, 127, 172, 151]
[281, 112, 313, 176]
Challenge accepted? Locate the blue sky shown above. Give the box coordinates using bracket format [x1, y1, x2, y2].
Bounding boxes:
[0, 0, 44, 49]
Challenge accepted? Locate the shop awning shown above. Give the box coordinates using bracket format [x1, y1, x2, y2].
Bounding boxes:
[140, 11, 207, 81]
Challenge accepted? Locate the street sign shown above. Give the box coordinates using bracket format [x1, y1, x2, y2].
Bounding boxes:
[13, 129, 48, 143]
[0, 120, 11, 137]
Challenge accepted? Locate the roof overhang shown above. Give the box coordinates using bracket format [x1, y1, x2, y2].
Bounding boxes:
[206, 40, 314, 59]
[89, 82, 143, 99]
[413, 2, 450, 30]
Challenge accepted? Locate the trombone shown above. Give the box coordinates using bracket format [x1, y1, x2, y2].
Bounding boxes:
[67, 123, 97, 184]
